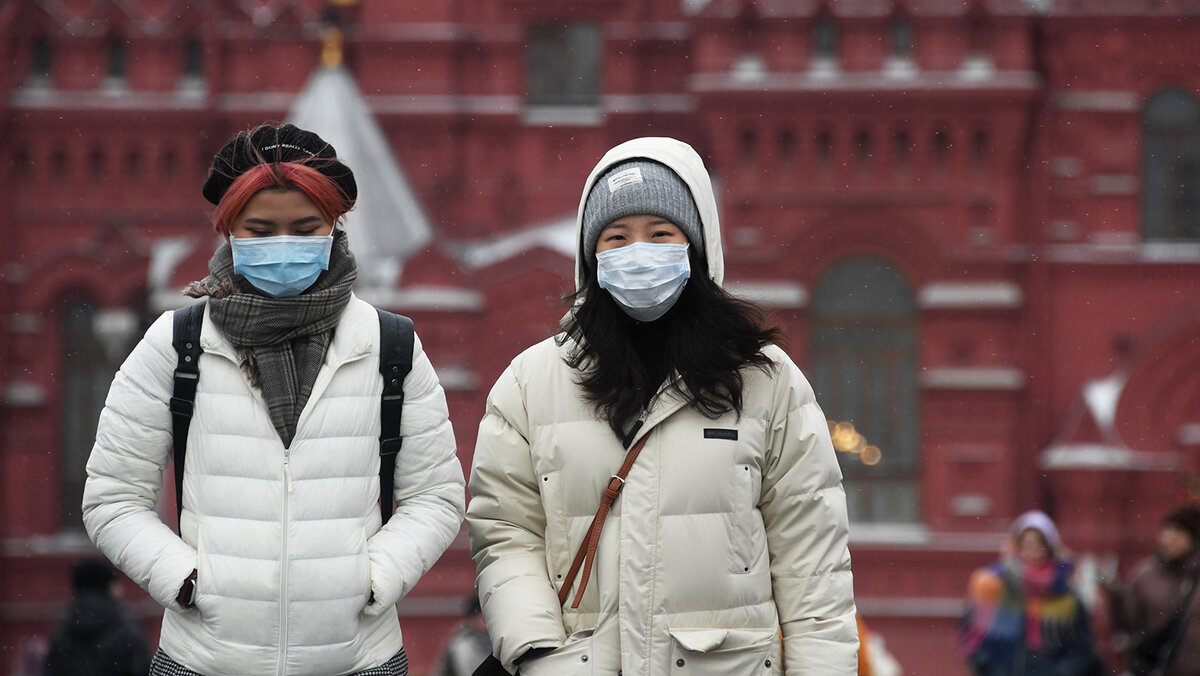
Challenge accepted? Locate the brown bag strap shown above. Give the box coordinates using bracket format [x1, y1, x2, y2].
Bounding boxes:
[557, 432, 651, 608]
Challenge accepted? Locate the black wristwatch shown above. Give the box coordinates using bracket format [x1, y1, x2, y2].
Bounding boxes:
[178, 572, 197, 607]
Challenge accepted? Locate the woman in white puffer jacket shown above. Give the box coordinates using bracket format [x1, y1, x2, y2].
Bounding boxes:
[466, 137, 858, 675]
[82, 123, 465, 676]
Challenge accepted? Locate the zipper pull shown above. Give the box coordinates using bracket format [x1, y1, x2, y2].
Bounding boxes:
[622, 419, 645, 450]
[284, 457, 294, 493]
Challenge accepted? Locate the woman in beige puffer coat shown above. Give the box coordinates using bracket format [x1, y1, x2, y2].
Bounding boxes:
[466, 137, 858, 676]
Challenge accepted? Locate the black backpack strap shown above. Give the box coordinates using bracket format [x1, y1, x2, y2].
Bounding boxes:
[170, 300, 206, 531]
[376, 309, 415, 526]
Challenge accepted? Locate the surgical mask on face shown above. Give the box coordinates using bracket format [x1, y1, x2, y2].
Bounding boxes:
[596, 242, 691, 322]
[230, 234, 334, 298]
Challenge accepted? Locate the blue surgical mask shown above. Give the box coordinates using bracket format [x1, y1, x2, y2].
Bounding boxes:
[596, 242, 691, 322]
[230, 234, 334, 298]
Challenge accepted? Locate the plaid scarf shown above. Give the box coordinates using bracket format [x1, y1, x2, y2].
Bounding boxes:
[184, 230, 357, 447]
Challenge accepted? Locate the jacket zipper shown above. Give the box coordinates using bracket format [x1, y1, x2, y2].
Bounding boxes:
[626, 376, 679, 672]
[630, 374, 679, 444]
[279, 450, 293, 676]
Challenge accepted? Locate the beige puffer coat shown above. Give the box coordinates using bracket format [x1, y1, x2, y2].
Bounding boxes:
[466, 137, 857, 675]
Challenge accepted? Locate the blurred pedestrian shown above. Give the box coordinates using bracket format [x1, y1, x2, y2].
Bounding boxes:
[81, 123, 465, 676]
[43, 558, 149, 676]
[1111, 504, 1200, 676]
[961, 510, 1103, 676]
[857, 615, 902, 676]
[467, 136, 857, 675]
[431, 595, 491, 676]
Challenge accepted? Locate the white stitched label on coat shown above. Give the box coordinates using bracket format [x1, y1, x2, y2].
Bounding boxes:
[607, 167, 644, 193]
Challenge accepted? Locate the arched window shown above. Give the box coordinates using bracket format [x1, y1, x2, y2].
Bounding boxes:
[777, 128, 796, 162]
[526, 22, 601, 107]
[972, 128, 991, 171]
[51, 147, 68, 177]
[124, 148, 141, 178]
[12, 147, 31, 184]
[966, 4, 989, 58]
[855, 128, 873, 166]
[892, 128, 912, 170]
[889, 16, 913, 60]
[1143, 88, 1200, 242]
[813, 16, 837, 61]
[739, 127, 758, 164]
[59, 298, 115, 529]
[162, 148, 179, 180]
[810, 257, 920, 523]
[87, 147, 105, 181]
[107, 37, 128, 82]
[183, 39, 204, 80]
[30, 35, 52, 84]
[932, 127, 951, 170]
[815, 128, 833, 170]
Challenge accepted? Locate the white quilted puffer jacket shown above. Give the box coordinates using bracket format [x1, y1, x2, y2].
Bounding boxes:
[83, 295, 465, 676]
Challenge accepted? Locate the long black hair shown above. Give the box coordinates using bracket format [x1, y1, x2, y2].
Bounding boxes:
[560, 253, 786, 438]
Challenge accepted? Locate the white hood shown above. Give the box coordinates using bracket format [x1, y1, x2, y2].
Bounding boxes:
[573, 137, 724, 290]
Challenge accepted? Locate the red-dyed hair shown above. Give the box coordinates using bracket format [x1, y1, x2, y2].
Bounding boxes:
[212, 162, 352, 235]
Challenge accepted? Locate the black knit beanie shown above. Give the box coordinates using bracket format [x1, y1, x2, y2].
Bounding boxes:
[202, 123, 357, 207]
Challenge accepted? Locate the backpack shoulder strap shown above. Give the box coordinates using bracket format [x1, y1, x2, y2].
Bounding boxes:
[376, 308, 415, 526]
[170, 300, 206, 532]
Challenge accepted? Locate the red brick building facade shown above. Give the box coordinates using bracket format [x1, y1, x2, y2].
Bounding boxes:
[2, 1, 1199, 673]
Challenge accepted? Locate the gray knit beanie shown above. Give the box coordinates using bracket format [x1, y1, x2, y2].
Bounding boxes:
[581, 159, 704, 265]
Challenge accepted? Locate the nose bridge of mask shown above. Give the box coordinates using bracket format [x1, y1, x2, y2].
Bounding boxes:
[598, 241, 687, 266]
[233, 234, 326, 256]
[597, 243, 689, 289]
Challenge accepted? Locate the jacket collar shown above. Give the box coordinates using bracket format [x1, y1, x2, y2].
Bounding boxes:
[556, 333, 692, 447]
[638, 375, 690, 439]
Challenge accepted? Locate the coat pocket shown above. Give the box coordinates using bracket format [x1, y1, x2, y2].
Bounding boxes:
[191, 523, 208, 612]
[357, 525, 373, 611]
[728, 464, 766, 575]
[538, 471, 571, 581]
[667, 627, 779, 676]
[518, 631, 594, 676]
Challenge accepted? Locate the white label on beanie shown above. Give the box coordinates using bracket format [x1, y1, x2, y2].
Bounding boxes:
[607, 167, 644, 193]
